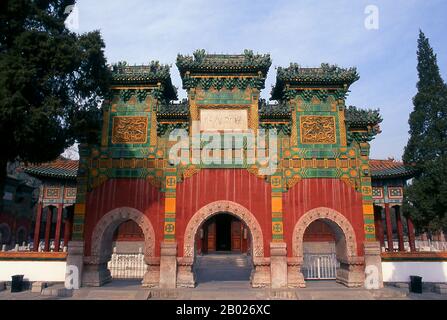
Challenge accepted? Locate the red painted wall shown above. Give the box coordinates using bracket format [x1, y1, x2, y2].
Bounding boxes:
[84, 173, 365, 258]
[176, 169, 272, 257]
[113, 220, 144, 241]
[84, 179, 164, 256]
[283, 178, 365, 256]
[304, 220, 336, 242]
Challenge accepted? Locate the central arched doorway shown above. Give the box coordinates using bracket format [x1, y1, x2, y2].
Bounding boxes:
[199, 212, 249, 254]
[195, 212, 252, 283]
[179, 200, 267, 288]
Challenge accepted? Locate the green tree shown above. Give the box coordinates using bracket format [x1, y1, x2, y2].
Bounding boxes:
[403, 30, 447, 232]
[0, 1, 111, 208]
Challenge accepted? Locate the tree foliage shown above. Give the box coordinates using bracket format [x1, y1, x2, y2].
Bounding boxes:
[403, 31, 447, 232]
[0, 0, 111, 206]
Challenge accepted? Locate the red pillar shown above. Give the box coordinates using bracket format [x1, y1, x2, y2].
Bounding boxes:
[54, 204, 64, 252]
[384, 203, 394, 252]
[374, 206, 385, 248]
[63, 207, 73, 248]
[407, 217, 416, 252]
[44, 207, 53, 252]
[395, 206, 405, 251]
[33, 202, 43, 252]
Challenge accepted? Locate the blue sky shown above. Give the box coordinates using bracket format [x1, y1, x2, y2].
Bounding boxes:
[72, 0, 447, 160]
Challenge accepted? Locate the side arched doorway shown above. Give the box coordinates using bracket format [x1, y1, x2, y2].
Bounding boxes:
[82, 207, 156, 287]
[292, 207, 364, 288]
[178, 201, 268, 288]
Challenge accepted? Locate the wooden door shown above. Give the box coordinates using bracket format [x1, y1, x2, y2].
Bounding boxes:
[231, 220, 242, 252]
[207, 220, 216, 252]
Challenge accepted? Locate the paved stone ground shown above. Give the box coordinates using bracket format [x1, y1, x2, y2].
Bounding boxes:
[194, 253, 252, 283]
[1, 254, 446, 300]
[2, 281, 446, 300]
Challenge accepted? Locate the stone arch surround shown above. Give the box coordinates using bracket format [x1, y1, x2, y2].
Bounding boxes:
[182, 200, 265, 258]
[290, 207, 364, 288]
[292, 207, 358, 257]
[82, 207, 156, 287]
[176, 200, 269, 288]
[90, 207, 155, 260]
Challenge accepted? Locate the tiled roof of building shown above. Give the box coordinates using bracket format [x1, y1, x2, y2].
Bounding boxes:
[111, 61, 177, 100]
[369, 159, 415, 179]
[258, 99, 291, 120]
[22, 157, 414, 181]
[271, 63, 360, 100]
[157, 100, 189, 120]
[276, 63, 359, 85]
[176, 49, 272, 77]
[345, 105, 382, 128]
[24, 157, 78, 180]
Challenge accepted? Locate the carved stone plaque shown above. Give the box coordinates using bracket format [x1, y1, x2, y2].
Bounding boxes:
[300, 115, 336, 144]
[112, 116, 148, 144]
[200, 109, 248, 131]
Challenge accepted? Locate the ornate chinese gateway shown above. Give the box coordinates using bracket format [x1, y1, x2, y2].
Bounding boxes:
[66, 50, 390, 289]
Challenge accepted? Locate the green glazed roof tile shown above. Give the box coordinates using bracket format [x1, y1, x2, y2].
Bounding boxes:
[176, 49, 272, 77]
[24, 157, 78, 180]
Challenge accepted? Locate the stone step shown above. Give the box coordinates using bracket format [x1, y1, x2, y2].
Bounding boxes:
[434, 283, 447, 295]
[268, 289, 298, 300]
[370, 287, 409, 299]
[31, 282, 48, 293]
[195, 257, 251, 269]
[196, 261, 251, 268]
[296, 290, 374, 300]
[177, 289, 267, 300]
[75, 289, 151, 300]
[41, 285, 73, 298]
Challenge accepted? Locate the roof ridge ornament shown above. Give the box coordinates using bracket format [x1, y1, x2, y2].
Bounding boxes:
[192, 49, 206, 63]
[176, 49, 272, 79]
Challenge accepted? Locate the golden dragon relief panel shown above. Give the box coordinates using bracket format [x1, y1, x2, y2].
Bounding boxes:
[300, 115, 336, 144]
[112, 116, 148, 144]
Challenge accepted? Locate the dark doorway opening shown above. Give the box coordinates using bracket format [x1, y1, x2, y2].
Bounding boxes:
[195, 212, 253, 284]
[216, 214, 232, 251]
[200, 212, 248, 254]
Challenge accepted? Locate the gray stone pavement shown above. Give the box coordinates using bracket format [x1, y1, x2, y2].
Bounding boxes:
[1, 279, 447, 300]
[194, 253, 252, 283]
[2, 280, 447, 300]
[0, 254, 446, 300]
